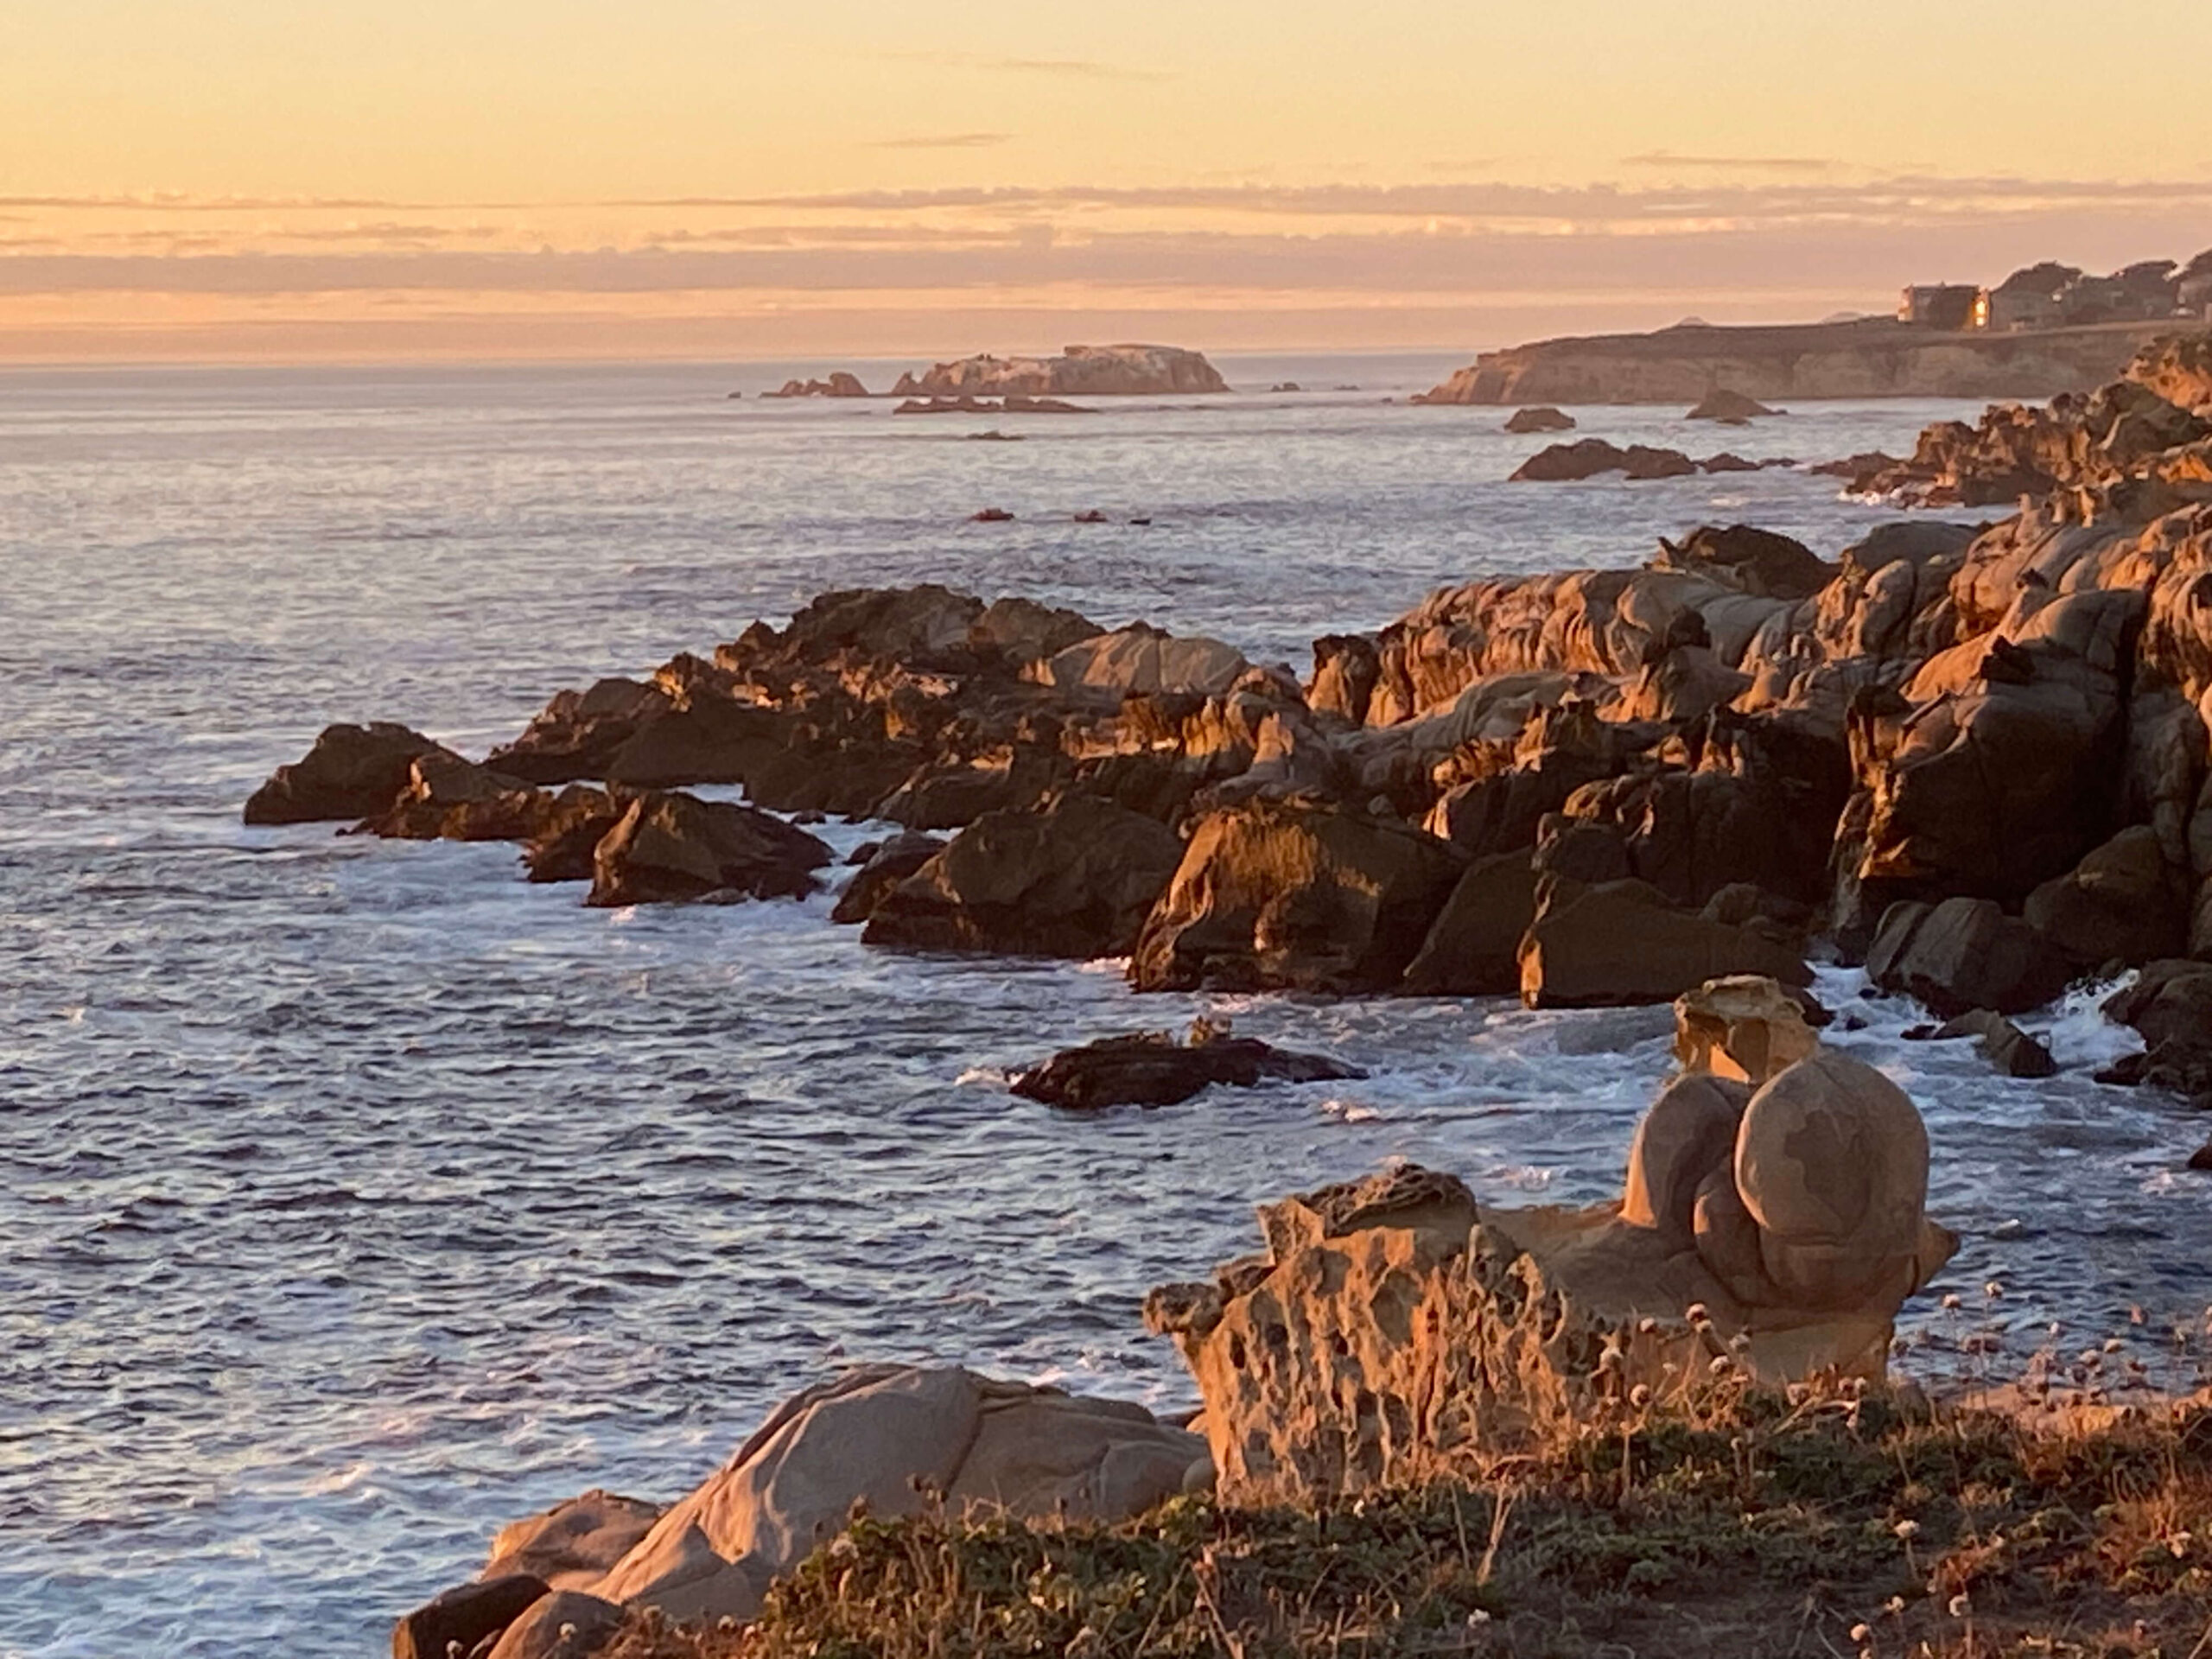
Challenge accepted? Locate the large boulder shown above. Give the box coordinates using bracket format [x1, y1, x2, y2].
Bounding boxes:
[1398, 852, 1541, 995]
[484, 1491, 664, 1592]
[1866, 897, 2075, 1017]
[2023, 824, 2189, 967]
[1504, 405, 1576, 434]
[2101, 959, 2212, 1103]
[1029, 625, 1251, 697]
[1686, 389, 1782, 422]
[1649, 524, 1834, 601]
[1670, 974, 1818, 1084]
[1516, 879, 1811, 1008]
[482, 1592, 623, 1659]
[1129, 800, 1469, 993]
[587, 791, 830, 907]
[356, 753, 610, 847]
[1147, 1026, 1954, 1502]
[587, 1366, 1204, 1624]
[1009, 1023, 1363, 1109]
[391, 1574, 548, 1659]
[244, 722, 454, 824]
[830, 831, 945, 925]
[861, 794, 1181, 958]
[487, 678, 673, 785]
[1510, 439, 1700, 482]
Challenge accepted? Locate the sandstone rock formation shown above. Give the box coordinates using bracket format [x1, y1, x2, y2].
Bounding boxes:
[1009, 1020, 1363, 1109]
[398, 1368, 1204, 1649]
[1146, 981, 1956, 1502]
[892, 345, 1227, 398]
[862, 794, 1182, 959]
[1415, 318, 2172, 406]
[587, 1366, 1203, 1624]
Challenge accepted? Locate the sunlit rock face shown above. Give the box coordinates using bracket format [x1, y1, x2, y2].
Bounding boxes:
[1146, 976, 1958, 1503]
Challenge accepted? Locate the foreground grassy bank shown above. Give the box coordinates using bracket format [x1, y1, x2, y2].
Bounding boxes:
[597, 1388, 2212, 1659]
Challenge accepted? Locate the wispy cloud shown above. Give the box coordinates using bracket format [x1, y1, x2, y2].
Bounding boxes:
[862, 131, 1014, 151]
[1620, 152, 1836, 173]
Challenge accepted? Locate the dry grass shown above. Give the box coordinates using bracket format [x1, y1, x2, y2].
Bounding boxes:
[601, 1387, 2212, 1659]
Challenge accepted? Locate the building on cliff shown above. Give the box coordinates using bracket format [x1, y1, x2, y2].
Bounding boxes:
[1898, 283, 1980, 330]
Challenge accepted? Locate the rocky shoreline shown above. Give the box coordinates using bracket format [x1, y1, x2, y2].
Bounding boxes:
[238, 329, 2212, 1655]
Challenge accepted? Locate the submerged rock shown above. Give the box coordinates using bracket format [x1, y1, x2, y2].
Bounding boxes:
[1010, 1022, 1363, 1109]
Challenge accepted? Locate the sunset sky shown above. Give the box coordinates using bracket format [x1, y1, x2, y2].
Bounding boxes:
[7, 0, 2211, 362]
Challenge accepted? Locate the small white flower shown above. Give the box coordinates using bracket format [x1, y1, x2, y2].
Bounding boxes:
[1849, 1623, 1872, 1643]
[1948, 1592, 1972, 1618]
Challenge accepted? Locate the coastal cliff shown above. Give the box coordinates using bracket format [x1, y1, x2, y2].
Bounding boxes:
[892, 343, 1227, 397]
[1416, 318, 2172, 405]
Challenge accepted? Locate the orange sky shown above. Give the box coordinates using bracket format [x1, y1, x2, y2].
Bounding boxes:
[5, 0, 2210, 362]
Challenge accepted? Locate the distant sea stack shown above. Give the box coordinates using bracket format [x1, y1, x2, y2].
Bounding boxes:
[893, 344, 1228, 397]
[1414, 319, 2175, 406]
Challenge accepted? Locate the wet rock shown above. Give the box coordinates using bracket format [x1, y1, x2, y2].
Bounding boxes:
[587, 791, 830, 907]
[1129, 799, 1468, 993]
[1686, 389, 1782, 421]
[588, 1366, 1204, 1624]
[391, 1573, 548, 1659]
[1866, 897, 2074, 1017]
[830, 831, 946, 925]
[1147, 1039, 1954, 1502]
[2024, 824, 2189, 967]
[1503, 405, 1576, 434]
[1929, 1009, 2058, 1078]
[481, 1592, 624, 1659]
[862, 794, 1181, 958]
[1510, 439, 1700, 482]
[355, 753, 596, 845]
[520, 790, 627, 884]
[245, 721, 454, 824]
[1516, 878, 1811, 1008]
[1399, 851, 1541, 995]
[2101, 959, 2212, 1103]
[969, 506, 1015, 523]
[1009, 1022, 1363, 1109]
[484, 1491, 664, 1592]
[487, 678, 672, 785]
[2190, 1139, 2212, 1173]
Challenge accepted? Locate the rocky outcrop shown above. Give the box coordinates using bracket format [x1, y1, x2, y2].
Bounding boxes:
[1009, 1021, 1363, 1109]
[244, 722, 454, 824]
[862, 794, 1182, 959]
[1516, 878, 1810, 1007]
[587, 791, 831, 907]
[762, 373, 870, 398]
[2126, 333, 2212, 415]
[830, 831, 945, 925]
[392, 1575, 550, 1659]
[892, 345, 1227, 398]
[483, 1491, 663, 1592]
[1865, 897, 2074, 1017]
[1416, 318, 2172, 406]
[1686, 389, 1781, 422]
[1503, 405, 1576, 433]
[1129, 799, 1468, 993]
[1510, 439, 1700, 481]
[2102, 960, 2212, 1103]
[1029, 625, 1250, 697]
[1147, 988, 1955, 1501]
[1398, 851, 1541, 995]
[587, 1366, 1203, 1624]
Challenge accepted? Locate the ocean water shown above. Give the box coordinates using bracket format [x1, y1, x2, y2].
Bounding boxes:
[3, 354, 2207, 1657]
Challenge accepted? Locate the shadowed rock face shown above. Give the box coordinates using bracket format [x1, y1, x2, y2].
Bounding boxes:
[243, 721, 454, 823]
[1146, 979, 1956, 1503]
[587, 791, 830, 907]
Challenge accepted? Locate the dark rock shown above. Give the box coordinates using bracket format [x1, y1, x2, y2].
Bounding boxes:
[1306, 634, 1381, 725]
[1129, 799, 1468, 993]
[1510, 438, 1700, 482]
[2190, 1140, 2212, 1173]
[521, 789, 627, 884]
[1401, 852, 1541, 995]
[831, 831, 946, 924]
[763, 372, 870, 398]
[355, 753, 605, 845]
[587, 791, 830, 907]
[1686, 389, 1783, 421]
[245, 722, 453, 824]
[2024, 824, 2189, 967]
[1866, 897, 2075, 1017]
[1503, 406, 1576, 434]
[1010, 1025, 1363, 1109]
[863, 794, 1181, 959]
[480, 1591, 624, 1659]
[1516, 877, 1812, 1008]
[391, 1573, 548, 1659]
[1930, 1008, 2059, 1077]
[1650, 524, 1835, 601]
[487, 678, 672, 785]
[970, 507, 1016, 523]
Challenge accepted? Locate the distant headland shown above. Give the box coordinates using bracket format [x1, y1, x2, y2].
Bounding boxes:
[1418, 248, 2212, 405]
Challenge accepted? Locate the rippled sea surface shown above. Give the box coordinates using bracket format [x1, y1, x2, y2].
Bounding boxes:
[4, 354, 2209, 1656]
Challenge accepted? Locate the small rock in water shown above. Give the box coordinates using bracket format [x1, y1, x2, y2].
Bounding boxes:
[1010, 1021, 1364, 1110]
